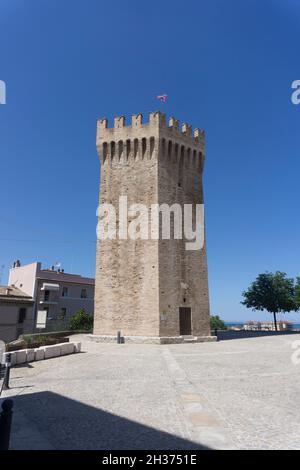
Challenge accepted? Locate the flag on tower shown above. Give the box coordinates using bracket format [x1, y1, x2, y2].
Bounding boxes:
[157, 94, 167, 103]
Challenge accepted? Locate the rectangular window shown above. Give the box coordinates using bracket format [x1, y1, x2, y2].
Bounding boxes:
[44, 290, 50, 301]
[59, 307, 67, 320]
[18, 308, 27, 324]
[62, 287, 68, 297]
[81, 288, 87, 299]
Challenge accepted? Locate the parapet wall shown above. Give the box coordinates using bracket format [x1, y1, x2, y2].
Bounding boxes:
[96, 111, 205, 166]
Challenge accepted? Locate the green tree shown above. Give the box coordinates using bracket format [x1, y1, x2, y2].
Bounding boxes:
[295, 277, 300, 309]
[69, 308, 93, 331]
[210, 315, 226, 330]
[241, 272, 298, 331]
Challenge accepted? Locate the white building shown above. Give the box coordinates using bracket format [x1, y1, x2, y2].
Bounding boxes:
[9, 261, 95, 332]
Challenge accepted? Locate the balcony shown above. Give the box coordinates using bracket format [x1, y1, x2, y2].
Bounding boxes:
[40, 283, 60, 291]
[39, 300, 58, 305]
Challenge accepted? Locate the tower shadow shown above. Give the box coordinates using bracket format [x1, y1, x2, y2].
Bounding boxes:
[10, 391, 210, 450]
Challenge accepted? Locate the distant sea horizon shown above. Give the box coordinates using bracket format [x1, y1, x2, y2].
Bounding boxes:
[225, 321, 300, 330]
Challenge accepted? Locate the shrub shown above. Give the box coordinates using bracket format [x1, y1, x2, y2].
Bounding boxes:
[210, 315, 227, 331]
[69, 309, 93, 331]
[7, 335, 69, 351]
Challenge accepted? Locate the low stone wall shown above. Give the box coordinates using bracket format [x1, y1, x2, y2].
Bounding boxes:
[3, 342, 81, 366]
[89, 335, 216, 344]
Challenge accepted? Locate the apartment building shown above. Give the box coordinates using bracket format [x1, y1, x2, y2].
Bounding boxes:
[9, 261, 95, 332]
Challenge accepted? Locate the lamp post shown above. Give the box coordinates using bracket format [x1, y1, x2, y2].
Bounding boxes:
[3, 353, 11, 390]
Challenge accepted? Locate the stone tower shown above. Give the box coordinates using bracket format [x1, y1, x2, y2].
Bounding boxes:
[93, 112, 212, 343]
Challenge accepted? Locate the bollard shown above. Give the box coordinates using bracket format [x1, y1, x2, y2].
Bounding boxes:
[3, 354, 11, 391]
[0, 399, 14, 450]
[117, 331, 121, 344]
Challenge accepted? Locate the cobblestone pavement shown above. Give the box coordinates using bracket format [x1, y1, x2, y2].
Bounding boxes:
[2, 334, 300, 450]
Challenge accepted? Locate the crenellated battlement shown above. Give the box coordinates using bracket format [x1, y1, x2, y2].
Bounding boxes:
[97, 112, 204, 141]
[96, 112, 205, 168]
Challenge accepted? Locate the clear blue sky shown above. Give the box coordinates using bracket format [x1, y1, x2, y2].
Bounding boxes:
[0, 0, 299, 322]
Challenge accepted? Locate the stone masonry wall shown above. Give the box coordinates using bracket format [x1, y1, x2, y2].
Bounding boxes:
[94, 112, 210, 338]
[158, 122, 210, 337]
[94, 114, 160, 336]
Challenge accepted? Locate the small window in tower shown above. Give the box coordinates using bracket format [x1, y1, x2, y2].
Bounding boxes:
[126, 139, 131, 158]
[118, 140, 123, 159]
[142, 138, 147, 158]
[134, 139, 139, 159]
[111, 141, 116, 159]
[103, 142, 108, 161]
[150, 137, 155, 157]
[181, 145, 185, 159]
[168, 140, 172, 159]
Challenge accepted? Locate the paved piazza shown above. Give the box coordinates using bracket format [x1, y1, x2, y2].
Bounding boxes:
[3, 334, 300, 450]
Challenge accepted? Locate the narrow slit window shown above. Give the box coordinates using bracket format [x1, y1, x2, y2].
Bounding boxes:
[150, 137, 155, 157]
[126, 139, 131, 158]
[134, 139, 139, 159]
[142, 138, 147, 157]
[111, 141, 115, 159]
[118, 141, 123, 159]
[168, 141, 172, 159]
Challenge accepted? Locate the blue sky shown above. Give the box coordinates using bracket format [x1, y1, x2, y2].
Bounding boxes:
[0, 0, 299, 322]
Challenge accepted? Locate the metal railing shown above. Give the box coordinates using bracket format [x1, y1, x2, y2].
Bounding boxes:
[211, 328, 300, 341]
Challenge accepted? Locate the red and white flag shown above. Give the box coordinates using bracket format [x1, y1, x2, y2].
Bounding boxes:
[157, 94, 167, 103]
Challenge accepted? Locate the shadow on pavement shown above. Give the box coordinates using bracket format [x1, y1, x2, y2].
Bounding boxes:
[11, 391, 209, 450]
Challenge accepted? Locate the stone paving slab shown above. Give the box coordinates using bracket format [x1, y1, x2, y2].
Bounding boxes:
[2, 333, 300, 450]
